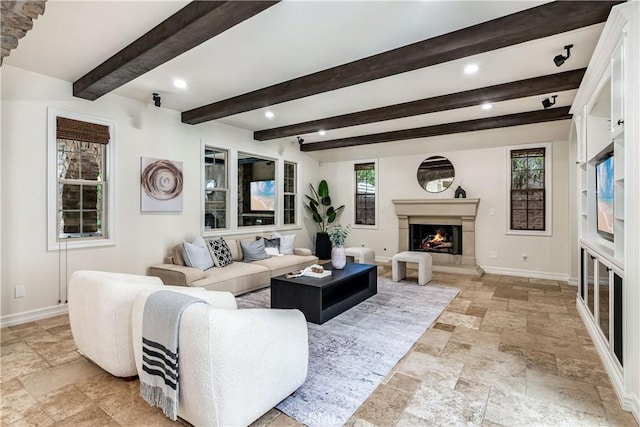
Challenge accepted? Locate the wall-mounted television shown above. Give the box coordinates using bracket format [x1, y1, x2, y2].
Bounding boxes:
[250, 180, 275, 212]
[595, 153, 614, 242]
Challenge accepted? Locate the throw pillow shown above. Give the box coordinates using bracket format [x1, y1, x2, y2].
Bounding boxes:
[272, 232, 295, 255]
[182, 236, 214, 270]
[259, 236, 281, 256]
[240, 238, 270, 262]
[207, 237, 233, 267]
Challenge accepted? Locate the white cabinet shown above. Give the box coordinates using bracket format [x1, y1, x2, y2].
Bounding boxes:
[571, 2, 639, 420]
[610, 38, 624, 136]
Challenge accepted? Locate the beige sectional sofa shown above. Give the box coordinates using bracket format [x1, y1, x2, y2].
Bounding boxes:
[148, 236, 318, 295]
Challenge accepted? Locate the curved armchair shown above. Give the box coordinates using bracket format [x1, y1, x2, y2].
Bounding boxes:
[132, 288, 309, 427]
[68, 270, 235, 377]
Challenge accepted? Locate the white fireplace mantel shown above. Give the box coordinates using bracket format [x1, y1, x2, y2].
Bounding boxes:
[391, 198, 482, 276]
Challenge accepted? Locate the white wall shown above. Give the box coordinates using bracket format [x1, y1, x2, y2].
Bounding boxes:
[0, 63, 574, 321]
[0, 65, 317, 319]
[307, 122, 572, 278]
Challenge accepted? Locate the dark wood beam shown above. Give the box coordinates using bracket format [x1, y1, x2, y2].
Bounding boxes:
[255, 69, 585, 141]
[73, 1, 279, 100]
[300, 107, 571, 152]
[182, 1, 620, 124]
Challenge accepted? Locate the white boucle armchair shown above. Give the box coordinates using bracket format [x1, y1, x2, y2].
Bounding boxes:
[68, 270, 236, 378]
[131, 287, 309, 427]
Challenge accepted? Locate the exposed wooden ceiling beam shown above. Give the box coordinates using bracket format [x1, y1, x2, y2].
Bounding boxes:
[182, 1, 620, 124]
[255, 69, 585, 141]
[73, 1, 279, 100]
[299, 107, 571, 152]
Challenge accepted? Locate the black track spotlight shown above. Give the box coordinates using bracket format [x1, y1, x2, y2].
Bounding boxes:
[553, 44, 573, 67]
[542, 95, 558, 109]
[297, 136, 304, 145]
[152, 93, 161, 107]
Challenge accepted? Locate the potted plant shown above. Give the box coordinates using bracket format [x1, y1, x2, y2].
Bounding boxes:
[304, 180, 344, 259]
[328, 224, 351, 269]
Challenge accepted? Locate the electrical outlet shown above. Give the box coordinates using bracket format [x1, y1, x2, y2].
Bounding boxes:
[15, 285, 25, 298]
[521, 254, 528, 262]
[489, 208, 495, 216]
[489, 251, 498, 259]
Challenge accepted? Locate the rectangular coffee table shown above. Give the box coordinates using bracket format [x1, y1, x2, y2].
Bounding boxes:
[271, 262, 377, 324]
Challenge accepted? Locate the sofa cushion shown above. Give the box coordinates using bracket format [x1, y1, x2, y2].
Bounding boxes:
[253, 254, 318, 278]
[192, 262, 271, 295]
[183, 237, 214, 270]
[272, 232, 295, 255]
[208, 237, 233, 267]
[225, 239, 243, 262]
[260, 236, 281, 256]
[172, 244, 186, 266]
[240, 238, 270, 262]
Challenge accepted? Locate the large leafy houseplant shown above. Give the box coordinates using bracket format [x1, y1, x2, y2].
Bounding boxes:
[305, 180, 344, 233]
[305, 180, 344, 259]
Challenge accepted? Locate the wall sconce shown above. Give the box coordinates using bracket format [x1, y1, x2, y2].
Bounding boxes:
[542, 95, 558, 109]
[554, 44, 573, 67]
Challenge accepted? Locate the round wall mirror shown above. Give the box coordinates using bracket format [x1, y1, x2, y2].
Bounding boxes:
[417, 156, 455, 193]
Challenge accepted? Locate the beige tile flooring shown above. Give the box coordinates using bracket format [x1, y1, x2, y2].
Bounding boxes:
[1, 266, 638, 426]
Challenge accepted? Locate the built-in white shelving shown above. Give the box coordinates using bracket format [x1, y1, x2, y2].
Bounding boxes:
[571, 2, 639, 421]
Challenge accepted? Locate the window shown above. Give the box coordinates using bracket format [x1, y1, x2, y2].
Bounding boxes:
[354, 161, 376, 226]
[237, 152, 275, 227]
[48, 110, 114, 249]
[507, 143, 552, 235]
[204, 146, 228, 230]
[283, 161, 297, 225]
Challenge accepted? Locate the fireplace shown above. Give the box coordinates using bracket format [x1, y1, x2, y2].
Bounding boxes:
[410, 224, 462, 255]
[392, 198, 482, 276]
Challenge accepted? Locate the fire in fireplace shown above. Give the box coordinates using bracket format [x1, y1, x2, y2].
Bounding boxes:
[409, 224, 462, 255]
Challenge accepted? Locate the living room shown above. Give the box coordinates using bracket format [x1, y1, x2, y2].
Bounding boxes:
[1, 1, 639, 426]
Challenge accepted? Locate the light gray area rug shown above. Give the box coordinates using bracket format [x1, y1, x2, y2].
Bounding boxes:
[236, 276, 460, 426]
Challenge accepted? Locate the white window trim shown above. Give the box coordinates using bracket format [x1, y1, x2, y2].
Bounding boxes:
[282, 160, 298, 227]
[505, 142, 552, 237]
[47, 108, 115, 251]
[201, 143, 229, 234]
[352, 158, 379, 230]
[236, 150, 278, 229]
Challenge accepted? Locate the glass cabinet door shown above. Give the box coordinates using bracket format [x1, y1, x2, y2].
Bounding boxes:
[587, 254, 595, 316]
[597, 261, 610, 341]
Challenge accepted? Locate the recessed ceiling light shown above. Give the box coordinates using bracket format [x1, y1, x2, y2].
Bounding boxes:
[265, 111, 274, 119]
[481, 103, 493, 110]
[464, 64, 479, 74]
[173, 79, 188, 89]
[318, 130, 326, 136]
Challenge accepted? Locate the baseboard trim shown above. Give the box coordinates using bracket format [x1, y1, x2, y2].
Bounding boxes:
[629, 394, 640, 424]
[567, 276, 578, 287]
[575, 298, 638, 419]
[1, 304, 68, 328]
[480, 266, 569, 282]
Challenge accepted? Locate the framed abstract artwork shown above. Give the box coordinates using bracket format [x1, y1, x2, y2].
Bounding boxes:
[140, 156, 183, 212]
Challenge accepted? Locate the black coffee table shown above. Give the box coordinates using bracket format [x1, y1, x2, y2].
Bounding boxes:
[270, 262, 377, 324]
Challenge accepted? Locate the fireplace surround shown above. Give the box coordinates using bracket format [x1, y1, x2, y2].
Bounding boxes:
[392, 198, 482, 276]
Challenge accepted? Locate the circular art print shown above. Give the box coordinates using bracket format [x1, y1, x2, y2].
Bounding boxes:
[140, 157, 184, 212]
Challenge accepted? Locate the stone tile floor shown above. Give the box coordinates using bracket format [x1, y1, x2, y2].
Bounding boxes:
[1, 266, 637, 426]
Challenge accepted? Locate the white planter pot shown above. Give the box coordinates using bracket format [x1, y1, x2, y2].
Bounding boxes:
[331, 245, 347, 269]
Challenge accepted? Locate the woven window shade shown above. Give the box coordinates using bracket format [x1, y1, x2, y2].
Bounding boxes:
[57, 117, 110, 144]
[354, 162, 374, 171]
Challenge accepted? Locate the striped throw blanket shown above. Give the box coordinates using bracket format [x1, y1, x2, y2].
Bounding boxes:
[140, 290, 207, 420]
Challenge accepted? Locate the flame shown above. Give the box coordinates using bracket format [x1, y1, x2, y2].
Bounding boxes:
[431, 230, 445, 242]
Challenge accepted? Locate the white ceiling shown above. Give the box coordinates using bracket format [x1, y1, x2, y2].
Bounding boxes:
[5, 0, 603, 147]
